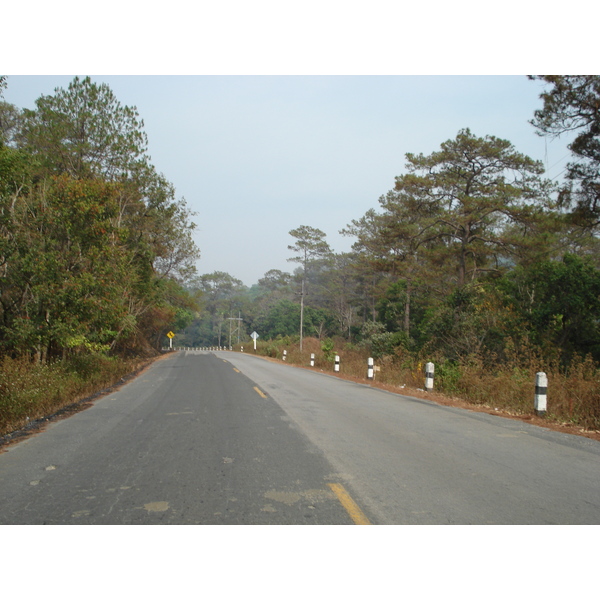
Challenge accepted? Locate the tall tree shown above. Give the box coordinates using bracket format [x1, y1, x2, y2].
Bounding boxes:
[530, 75, 600, 231]
[342, 129, 554, 349]
[343, 193, 432, 336]
[287, 225, 332, 350]
[320, 252, 363, 339]
[341, 209, 391, 324]
[257, 269, 292, 292]
[20, 76, 149, 180]
[0, 175, 139, 359]
[392, 128, 552, 288]
[0, 77, 200, 358]
[0, 101, 23, 147]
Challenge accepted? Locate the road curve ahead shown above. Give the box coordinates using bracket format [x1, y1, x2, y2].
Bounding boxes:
[1, 350, 599, 524]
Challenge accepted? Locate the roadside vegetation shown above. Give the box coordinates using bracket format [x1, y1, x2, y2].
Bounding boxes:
[0, 76, 199, 436]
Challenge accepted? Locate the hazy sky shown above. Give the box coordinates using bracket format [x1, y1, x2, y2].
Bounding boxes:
[3, 75, 576, 286]
[3, 2, 589, 287]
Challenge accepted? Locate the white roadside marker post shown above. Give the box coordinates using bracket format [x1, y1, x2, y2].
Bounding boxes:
[310, 353, 315, 367]
[425, 362, 434, 392]
[535, 372, 547, 416]
[334, 355, 340, 372]
[283, 350, 287, 361]
[367, 357, 374, 380]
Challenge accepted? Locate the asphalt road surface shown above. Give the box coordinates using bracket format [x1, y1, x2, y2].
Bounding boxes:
[1, 350, 599, 524]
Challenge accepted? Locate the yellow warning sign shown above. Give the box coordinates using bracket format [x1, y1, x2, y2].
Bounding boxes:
[166, 331, 175, 339]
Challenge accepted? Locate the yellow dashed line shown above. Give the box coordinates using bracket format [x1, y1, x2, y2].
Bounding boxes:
[328, 483, 371, 525]
[233, 368, 240, 373]
[254, 386, 268, 398]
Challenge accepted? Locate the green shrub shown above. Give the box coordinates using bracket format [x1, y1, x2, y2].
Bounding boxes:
[435, 359, 462, 394]
[320, 338, 335, 362]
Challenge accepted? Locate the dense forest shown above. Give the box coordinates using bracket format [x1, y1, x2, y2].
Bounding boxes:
[181, 76, 600, 372]
[0, 76, 201, 433]
[2, 75, 600, 433]
[0, 76, 200, 361]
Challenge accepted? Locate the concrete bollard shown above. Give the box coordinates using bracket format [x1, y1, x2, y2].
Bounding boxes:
[241, 346, 244, 352]
[425, 362, 434, 391]
[334, 355, 340, 372]
[283, 350, 287, 361]
[367, 357, 374, 380]
[310, 353, 315, 367]
[535, 372, 547, 416]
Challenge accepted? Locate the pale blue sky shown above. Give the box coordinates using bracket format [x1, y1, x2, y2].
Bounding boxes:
[3, 75, 575, 286]
[3, 1, 588, 286]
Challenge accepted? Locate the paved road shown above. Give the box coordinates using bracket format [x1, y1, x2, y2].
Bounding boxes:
[221, 351, 600, 524]
[0, 352, 358, 524]
[1, 350, 599, 524]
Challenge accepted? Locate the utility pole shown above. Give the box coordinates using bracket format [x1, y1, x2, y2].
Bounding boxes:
[227, 313, 243, 348]
[299, 278, 305, 352]
[217, 313, 224, 347]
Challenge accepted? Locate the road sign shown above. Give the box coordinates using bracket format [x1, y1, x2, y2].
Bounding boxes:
[166, 331, 175, 350]
[250, 331, 259, 340]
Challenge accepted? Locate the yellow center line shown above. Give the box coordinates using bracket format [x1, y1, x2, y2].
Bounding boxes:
[233, 368, 240, 373]
[253, 386, 268, 398]
[328, 483, 371, 525]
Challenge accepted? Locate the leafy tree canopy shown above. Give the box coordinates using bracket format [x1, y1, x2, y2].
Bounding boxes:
[20, 76, 149, 180]
[530, 75, 600, 228]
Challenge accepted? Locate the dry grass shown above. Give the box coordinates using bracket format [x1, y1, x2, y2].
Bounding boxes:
[0, 354, 153, 437]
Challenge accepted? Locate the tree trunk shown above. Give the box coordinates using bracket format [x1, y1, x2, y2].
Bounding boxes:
[404, 282, 411, 334]
[299, 277, 304, 352]
[458, 243, 467, 287]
